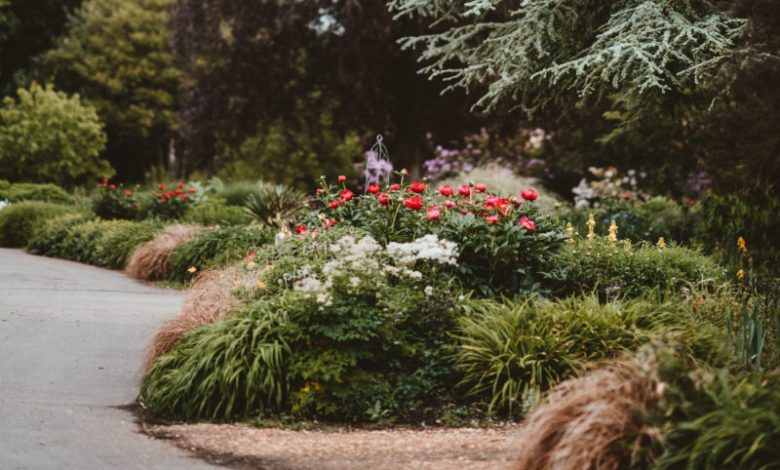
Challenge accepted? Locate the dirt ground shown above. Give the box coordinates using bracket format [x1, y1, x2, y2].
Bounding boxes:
[142, 422, 523, 470]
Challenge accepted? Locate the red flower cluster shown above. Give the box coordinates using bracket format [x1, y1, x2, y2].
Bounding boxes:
[97, 179, 133, 197]
[154, 182, 197, 203]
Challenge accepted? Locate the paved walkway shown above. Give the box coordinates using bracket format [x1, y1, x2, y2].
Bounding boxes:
[0, 248, 217, 469]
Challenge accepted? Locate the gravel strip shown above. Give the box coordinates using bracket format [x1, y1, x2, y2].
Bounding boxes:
[142, 423, 523, 469]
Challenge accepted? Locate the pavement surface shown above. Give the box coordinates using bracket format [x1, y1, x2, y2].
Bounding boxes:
[0, 248, 217, 469]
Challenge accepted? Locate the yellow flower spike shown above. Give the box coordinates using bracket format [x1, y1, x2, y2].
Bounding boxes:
[565, 222, 575, 243]
[587, 213, 596, 240]
[608, 220, 618, 244]
[737, 236, 748, 254]
[736, 269, 746, 281]
[187, 266, 197, 273]
[657, 237, 666, 249]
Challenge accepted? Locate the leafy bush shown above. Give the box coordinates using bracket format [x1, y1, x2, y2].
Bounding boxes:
[92, 180, 140, 220]
[548, 237, 725, 299]
[0, 83, 111, 186]
[0, 182, 73, 204]
[0, 201, 83, 247]
[453, 293, 727, 417]
[183, 198, 251, 226]
[167, 225, 275, 283]
[215, 181, 261, 206]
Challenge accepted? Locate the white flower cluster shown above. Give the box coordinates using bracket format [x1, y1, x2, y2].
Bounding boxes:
[0, 200, 8, 211]
[386, 234, 458, 267]
[292, 234, 459, 306]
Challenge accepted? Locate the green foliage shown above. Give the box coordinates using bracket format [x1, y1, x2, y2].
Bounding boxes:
[0, 182, 73, 204]
[390, 0, 746, 114]
[91, 180, 139, 220]
[654, 360, 780, 469]
[453, 293, 727, 417]
[167, 225, 275, 283]
[27, 212, 95, 256]
[0, 83, 111, 186]
[183, 198, 252, 226]
[90, 219, 163, 269]
[548, 237, 725, 299]
[140, 301, 291, 420]
[245, 182, 308, 227]
[215, 181, 261, 207]
[216, 92, 360, 191]
[0, 201, 82, 247]
[46, 0, 179, 178]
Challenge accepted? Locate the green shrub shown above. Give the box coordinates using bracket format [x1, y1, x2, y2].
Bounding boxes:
[183, 198, 252, 226]
[453, 294, 728, 417]
[0, 201, 82, 247]
[140, 301, 291, 420]
[0, 83, 112, 186]
[547, 237, 725, 299]
[167, 225, 275, 283]
[27, 213, 96, 257]
[245, 182, 307, 227]
[0, 182, 73, 204]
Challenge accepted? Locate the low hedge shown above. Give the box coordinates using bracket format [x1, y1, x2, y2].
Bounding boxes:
[0, 182, 74, 204]
[0, 202, 83, 247]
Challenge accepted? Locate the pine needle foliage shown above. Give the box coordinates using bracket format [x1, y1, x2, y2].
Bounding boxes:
[389, 0, 747, 113]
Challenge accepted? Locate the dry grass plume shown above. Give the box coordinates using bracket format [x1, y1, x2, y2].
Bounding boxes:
[143, 265, 258, 369]
[515, 354, 663, 470]
[125, 224, 201, 281]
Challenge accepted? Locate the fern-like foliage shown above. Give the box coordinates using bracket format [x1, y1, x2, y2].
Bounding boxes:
[390, 0, 747, 112]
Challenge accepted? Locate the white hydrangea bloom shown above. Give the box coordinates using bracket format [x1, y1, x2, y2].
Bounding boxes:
[386, 234, 458, 266]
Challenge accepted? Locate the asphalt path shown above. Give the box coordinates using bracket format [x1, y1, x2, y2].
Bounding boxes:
[0, 248, 217, 469]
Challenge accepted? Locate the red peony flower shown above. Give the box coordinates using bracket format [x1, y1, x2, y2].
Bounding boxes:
[177, 182, 184, 189]
[474, 183, 487, 192]
[519, 215, 537, 232]
[327, 200, 342, 210]
[404, 196, 424, 210]
[339, 189, 354, 201]
[244, 251, 256, 259]
[426, 206, 441, 221]
[316, 188, 324, 195]
[511, 197, 523, 206]
[390, 184, 401, 191]
[521, 188, 538, 201]
[367, 184, 380, 195]
[486, 215, 499, 224]
[295, 224, 308, 234]
[179, 194, 189, 201]
[439, 184, 454, 196]
[189, 187, 197, 193]
[124, 189, 133, 197]
[175, 189, 183, 195]
[103, 178, 109, 184]
[458, 185, 471, 196]
[338, 175, 346, 183]
[378, 193, 390, 205]
[109, 184, 116, 190]
[445, 200, 456, 209]
[622, 193, 632, 200]
[324, 218, 336, 228]
[164, 191, 175, 199]
[409, 181, 426, 194]
[158, 183, 165, 190]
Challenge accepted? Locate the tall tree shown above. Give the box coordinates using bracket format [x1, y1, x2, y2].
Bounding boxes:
[45, 0, 179, 180]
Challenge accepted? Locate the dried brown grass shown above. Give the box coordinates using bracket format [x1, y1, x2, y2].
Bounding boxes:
[125, 224, 201, 280]
[514, 354, 662, 470]
[143, 265, 257, 369]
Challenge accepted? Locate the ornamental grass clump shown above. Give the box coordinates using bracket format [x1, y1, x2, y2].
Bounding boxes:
[143, 265, 258, 369]
[126, 224, 202, 280]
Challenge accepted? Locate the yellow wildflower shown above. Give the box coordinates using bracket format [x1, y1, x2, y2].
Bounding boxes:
[737, 236, 748, 254]
[256, 279, 266, 290]
[187, 266, 197, 273]
[657, 237, 666, 249]
[736, 269, 745, 281]
[587, 213, 596, 240]
[608, 220, 618, 244]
